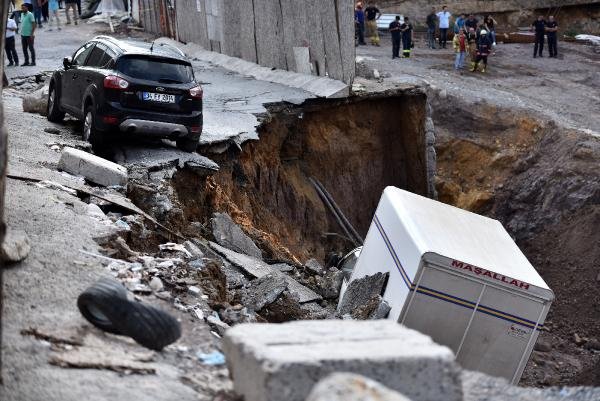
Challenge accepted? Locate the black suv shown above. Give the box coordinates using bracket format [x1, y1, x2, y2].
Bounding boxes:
[47, 36, 203, 152]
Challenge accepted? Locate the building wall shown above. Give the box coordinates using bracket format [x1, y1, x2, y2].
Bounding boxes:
[139, 0, 356, 84]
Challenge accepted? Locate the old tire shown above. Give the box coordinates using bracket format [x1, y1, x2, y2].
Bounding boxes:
[83, 106, 105, 150]
[77, 278, 182, 351]
[77, 277, 129, 335]
[176, 136, 199, 152]
[47, 85, 65, 122]
[114, 301, 182, 351]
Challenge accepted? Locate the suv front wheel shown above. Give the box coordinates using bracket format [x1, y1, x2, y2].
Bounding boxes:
[83, 106, 105, 150]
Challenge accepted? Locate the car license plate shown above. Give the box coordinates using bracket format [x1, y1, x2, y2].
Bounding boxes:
[142, 92, 176, 103]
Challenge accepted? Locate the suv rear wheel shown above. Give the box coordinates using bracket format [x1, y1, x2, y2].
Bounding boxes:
[83, 106, 105, 150]
[176, 137, 199, 153]
[47, 85, 65, 122]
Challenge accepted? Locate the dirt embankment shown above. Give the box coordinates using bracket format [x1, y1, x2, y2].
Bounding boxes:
[171, 94, 430, 263]
[431, 92, 600, 386]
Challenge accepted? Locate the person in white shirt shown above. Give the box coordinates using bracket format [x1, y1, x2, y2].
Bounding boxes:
[6, 14, 19, 66]
[436, 5, 452, 49]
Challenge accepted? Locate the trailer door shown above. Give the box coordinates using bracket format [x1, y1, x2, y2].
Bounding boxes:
[400, 264, 483, 352]
[456, 284, 545, 382]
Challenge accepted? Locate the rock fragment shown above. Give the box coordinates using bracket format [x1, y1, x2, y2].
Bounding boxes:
[1, 229, 31, 263]
[306, 373, 413, 401]
[304, 258, 324, 275]
[337, 272, 388, 317]
[240, 274, 288, 312]
[211, 212, 262, 259]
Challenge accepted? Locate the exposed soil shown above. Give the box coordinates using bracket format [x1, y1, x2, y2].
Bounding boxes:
[431, 93, 600, 387]
[171, 93, 430, 264]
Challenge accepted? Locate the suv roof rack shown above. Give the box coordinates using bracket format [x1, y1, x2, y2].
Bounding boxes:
[93, 35, 125, 51]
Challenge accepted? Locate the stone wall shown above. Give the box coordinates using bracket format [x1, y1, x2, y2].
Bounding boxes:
[0, 0, 8, 381]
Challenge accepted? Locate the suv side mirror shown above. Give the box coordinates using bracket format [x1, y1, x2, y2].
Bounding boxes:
[63, 57, 73, 70]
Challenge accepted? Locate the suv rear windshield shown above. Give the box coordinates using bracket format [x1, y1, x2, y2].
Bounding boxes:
[117, 56, 194, 83]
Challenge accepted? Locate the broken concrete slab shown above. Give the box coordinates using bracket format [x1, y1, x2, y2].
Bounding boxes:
[58, 147, 128, 187]
[211, 212, 262, 259]
[351, 295, 391, 320]
[114, 144, 219, 174]
[210, 242, 322, 303]
[241, 273, 288, 312]
[1, 229, 30, 263]
[306, 373, 413, 401]
[304, 258, 324, 275]
[315, 269, 344, 300]
[223, 320, 462, 401]
[337, 272, 388, 317]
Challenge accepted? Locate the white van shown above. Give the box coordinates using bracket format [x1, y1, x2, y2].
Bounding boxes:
[338, 187, 554, 383]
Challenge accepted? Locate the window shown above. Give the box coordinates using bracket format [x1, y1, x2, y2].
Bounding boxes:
[85, 45, 106, 67]
[72, 43, 95, 66]
[117, 56, 194, 83]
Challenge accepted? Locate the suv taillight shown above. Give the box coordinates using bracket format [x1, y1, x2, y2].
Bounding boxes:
[189, 85, 203, 99]
[104, 75, 129, 90]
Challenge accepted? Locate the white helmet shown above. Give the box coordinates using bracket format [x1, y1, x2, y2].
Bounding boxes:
[480, 29, 488, 35]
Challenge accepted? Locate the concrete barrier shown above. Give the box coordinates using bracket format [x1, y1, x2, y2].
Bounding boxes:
[306, 373, 413, 401]
[58, 147, 128, 187]
[223, 320, 463, 401]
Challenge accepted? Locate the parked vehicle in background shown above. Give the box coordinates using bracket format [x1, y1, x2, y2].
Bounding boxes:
[47, 36, 203, 152]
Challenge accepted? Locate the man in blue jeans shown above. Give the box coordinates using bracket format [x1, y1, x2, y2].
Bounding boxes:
[20, 3, 37, 66]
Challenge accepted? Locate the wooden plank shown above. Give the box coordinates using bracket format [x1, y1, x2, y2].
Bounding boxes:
[336, 0, 355, 84]
[221, 0, 241, 57]
[253, 0, 286, 69]
[306, 0, 326, 76]
[279, 0, 297, 72]
[238, 0, 257, 63]
[321, 0, 344, 81]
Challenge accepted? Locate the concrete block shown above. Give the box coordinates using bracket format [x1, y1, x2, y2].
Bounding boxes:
[224, 320, 463, 401]
[306, 373, 413, 401]
[58, 147, 128, 187]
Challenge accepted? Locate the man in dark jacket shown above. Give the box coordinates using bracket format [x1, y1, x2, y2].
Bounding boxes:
[389, 16, 401, 59]
[426, 7, 436, 49]
[471, 29, 492, 73]
[400, 17, 413, 58]
[531, 15, 546, 58]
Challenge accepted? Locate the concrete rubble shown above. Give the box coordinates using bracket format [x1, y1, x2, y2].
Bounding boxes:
[223, 320, 463, 401]
[211, 212, 263, 259]
[1, 229, 31, 263]
[306, 373, 413, 401]
[58, 147, 128, 187]
[337, 272, 389, 318]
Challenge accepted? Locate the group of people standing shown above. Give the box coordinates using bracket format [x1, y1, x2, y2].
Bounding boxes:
[6, 0, 81, 68]
[532, 15, 559, 58]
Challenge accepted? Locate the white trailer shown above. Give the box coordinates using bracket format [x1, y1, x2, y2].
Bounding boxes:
[339, 187, 554, 383]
